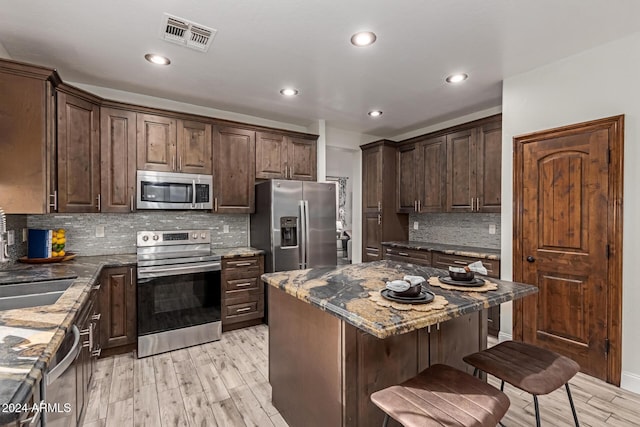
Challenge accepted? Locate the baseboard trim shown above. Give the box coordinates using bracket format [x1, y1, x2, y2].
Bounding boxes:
[621, 370, 640, 394]
[498, 331, 512, 343]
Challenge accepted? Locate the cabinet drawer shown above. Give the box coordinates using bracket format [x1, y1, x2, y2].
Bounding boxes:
[223, 257, 260, 269]
[432, 253, 500, 278]
[224, 277, 260, 293]
[225, 295, 264, 323]
[383, 247, 431, 266]
[222, 257, 262, 279]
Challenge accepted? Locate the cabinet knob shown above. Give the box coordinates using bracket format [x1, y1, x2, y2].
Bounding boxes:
[526, 256, 536, 263]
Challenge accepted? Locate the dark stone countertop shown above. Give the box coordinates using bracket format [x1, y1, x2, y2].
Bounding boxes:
[0, 255, 136, 423]
[262, 260, 536, 339]
[214, 247, 265, 259]
[381, 241, 501, 260]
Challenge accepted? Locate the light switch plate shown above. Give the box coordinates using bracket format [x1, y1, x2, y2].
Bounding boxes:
[22, 228, 27, 242]
[413, 221, 419, 230]
[223, 225, 229, 233]
[95, 225, 105, 238]
[489, 224, 496, 235]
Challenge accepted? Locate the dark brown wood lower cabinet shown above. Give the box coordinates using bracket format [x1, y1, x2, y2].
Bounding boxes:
[98, 266, 136, 355]
[221, 256, 264, 331]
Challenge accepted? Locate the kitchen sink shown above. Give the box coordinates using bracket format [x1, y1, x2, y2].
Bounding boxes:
[0, 279, 75, 311]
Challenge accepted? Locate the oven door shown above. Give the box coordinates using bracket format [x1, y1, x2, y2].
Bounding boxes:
[137, 268, 221, 337]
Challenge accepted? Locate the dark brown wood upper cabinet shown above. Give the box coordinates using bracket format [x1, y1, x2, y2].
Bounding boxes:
[446, 128, 476, 213]
[57, 88, 101, 213]
[177, 120, 212, 174]
[396, 143, 418, 213]
[212, 126, 256, 213]
[476, 120, 502, 212]
[136, 113, 177, 172]
[100, 107, 136, 213]
[255, 133, 317, 181]
[362, 145, 383, 214]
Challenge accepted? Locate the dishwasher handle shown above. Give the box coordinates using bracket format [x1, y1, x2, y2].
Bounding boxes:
[46, 325, 81, 385]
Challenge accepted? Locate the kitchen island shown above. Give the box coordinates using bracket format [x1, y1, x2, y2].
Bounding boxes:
[261, 260, 537, 427]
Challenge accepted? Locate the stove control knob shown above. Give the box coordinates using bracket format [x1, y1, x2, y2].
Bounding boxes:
[152, 235, 159, 241]
[193, 233, 198, 239]
[201, 233, 206, 239]
[142, 235, 149, 242]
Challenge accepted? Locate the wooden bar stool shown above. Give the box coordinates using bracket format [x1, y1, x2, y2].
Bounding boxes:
[463, 341, 580, 427]
[370, 364, 510, 427]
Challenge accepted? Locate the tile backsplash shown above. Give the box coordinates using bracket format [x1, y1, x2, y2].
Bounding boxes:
[25, 212, 249, 256]
[408, 213, 501, 249]
[1, 214, 27, 267]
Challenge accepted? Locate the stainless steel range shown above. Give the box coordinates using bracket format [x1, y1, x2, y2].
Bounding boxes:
[136, 229, 221, 358]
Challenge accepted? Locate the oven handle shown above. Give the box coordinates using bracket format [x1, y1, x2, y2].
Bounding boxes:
[138, 261, 221, 278]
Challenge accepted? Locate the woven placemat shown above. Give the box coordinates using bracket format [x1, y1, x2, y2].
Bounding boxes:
[428, 276, 497, 292]
[368, 291, 449, 311]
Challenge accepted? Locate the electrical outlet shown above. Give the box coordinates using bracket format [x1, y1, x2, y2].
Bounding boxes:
[489, 224, 496, 235]
[413, 221, 419, 230]
[223, 225, 229, 233]
[95, 225, 105, 238]
[7, 230, 14, 246]
[22, 228, 27, 242]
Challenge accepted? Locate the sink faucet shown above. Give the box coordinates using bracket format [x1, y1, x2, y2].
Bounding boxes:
[0, 207, 8, 263]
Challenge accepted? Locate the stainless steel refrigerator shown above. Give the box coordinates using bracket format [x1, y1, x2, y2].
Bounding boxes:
[251, 180, 337, 273]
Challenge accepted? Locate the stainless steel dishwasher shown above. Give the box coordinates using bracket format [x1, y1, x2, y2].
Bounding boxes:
[41, 325, 80, 426]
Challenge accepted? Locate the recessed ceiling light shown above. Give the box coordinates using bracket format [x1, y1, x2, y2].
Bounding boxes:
[144, 53, 171, 65]
[446, 73, 468, 83]
[368, 110, 383, 117]
[351, 31, 377, 47]
[280, 88, 299, 96]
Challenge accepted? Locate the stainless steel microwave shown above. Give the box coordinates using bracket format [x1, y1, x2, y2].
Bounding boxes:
[136, 170, 213, 210]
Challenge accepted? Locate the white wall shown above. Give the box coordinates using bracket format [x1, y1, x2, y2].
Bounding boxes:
[326, 147, 356, 229]
[501, 31, 640, 392]
[0, 41, 11, 59]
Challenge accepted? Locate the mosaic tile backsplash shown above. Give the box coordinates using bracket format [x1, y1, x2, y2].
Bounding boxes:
[1, 215, 27, 267]
[408, 213, 501, 249]
[25, 212, 249, 256]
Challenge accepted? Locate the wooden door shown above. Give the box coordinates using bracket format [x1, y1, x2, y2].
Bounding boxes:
[99, 266, 136, 349]
[477, 120, 502, 212]
[212, 126, 255, 213]
[57, 91, 100, 212]
[514, 116, 624, 384]
[396, 143, 417, 213]
[176, 120, 212, 174]
[136, 114, 176, 172]
[362, 212, 382, 261]
[288, 137, 317, 181]
[256, 132, 287, 179]
[446, 128, 476, 212]
[417, 136, 446, 213]
[100, 108, 136, 213]
[362, 146, 382, 213]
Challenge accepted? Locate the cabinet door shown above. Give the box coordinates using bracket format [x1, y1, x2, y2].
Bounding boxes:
[212, 126, 256, 213]
[362, 146, 382, 213]
[446, 129, 476, 212]
[476, 120, 502, 212]
[256, 132, 287, 179]
[417, 136, 446, 212]
[396, 143, 417, 213]
[177, 120, 212, 174]
[57, 91, 101, 213]
[99, 266, 136, 349]
[100, 108, 136, 213]
[288, 137, 317, 181]
[362, 212, 382, 261]
[136, 114, 176, 172]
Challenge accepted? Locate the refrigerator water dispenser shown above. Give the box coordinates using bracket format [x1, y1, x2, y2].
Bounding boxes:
[280, 217, 298, 247]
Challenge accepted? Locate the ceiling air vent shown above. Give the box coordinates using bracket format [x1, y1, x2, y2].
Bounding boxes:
[161, 13, 217, 52]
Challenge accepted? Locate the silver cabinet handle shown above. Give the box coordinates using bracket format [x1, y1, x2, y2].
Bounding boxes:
[471, 197, 474, 211]
[476, 197, 480, 211]
[96, 194, 101, 211]
[92, 282, 101, 291]
[235, 282, 253, 288]
[91, 347, 102, 358]
[130, 194, 134, 212]
[130, 268, 134, 285]
[172, 156, 176, 171]
[91, 313, 101, 321]
[48, 190, 58, 211]
[214, 197, 218, 212]
[453, 260, 468, 265]
[414, 201, 417, 212]
[19, 403, 43, 426]
[179, 157, 182, 171]
[377, 214, 381, 225]
[233, 262, 252, 267]
[398, 252, 409, 256]
[80, 323, 93, 350]
[236, 307, 252, 313]
[418, 200, 421, 211]
[378, 201, 381, 211]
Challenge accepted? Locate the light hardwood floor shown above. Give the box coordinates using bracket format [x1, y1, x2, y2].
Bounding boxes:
[83, 325, 640, 427]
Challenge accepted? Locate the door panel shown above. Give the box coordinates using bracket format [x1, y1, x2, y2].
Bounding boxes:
[288, 137, 317, 181]
[396, 144, 417, 213]
[212, 126, 255, 213]
[362, 147, 382, 213]
[136, 114, 176, 172]
[256, 132, 288, 179]
[446, 129, 476, 212]
[303, 182, 337, 268]
[477, 121, 502, 212]
[518, 125, 611, 380]
[418, 136, 446, 212]
[177, 120, 212, 174]
[363, 213, 381, 261]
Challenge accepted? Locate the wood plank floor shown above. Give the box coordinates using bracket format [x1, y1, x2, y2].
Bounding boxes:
[83, 325, 640, 426]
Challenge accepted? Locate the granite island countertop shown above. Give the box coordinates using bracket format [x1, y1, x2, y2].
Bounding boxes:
[261, 260, 536, 339]
[0, 255, 136, 424]
[214, 247, 265, 259]
[381, 241, 501, 260]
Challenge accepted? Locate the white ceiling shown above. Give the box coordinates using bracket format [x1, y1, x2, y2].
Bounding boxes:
[2, 0, 640, 138]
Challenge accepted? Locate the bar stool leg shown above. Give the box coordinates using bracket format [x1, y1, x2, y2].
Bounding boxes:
[565, 383, 580, 427]
[533, 395, 541, 427]
[382, 414, 390, 427]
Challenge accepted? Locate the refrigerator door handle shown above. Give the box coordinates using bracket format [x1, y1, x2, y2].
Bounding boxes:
[304, 200, 310, 269]
[299, 200, 306, 269]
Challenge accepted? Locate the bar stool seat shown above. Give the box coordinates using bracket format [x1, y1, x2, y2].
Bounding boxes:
[463, 341, 580, 426]
[370, 364, 510, 427]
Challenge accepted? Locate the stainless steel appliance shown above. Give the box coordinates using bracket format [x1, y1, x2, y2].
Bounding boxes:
[42, 325, 79, 427]
[251, 180, 337, 272]
[136, 170, 213, 210]
[136, 230, 221, 358]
